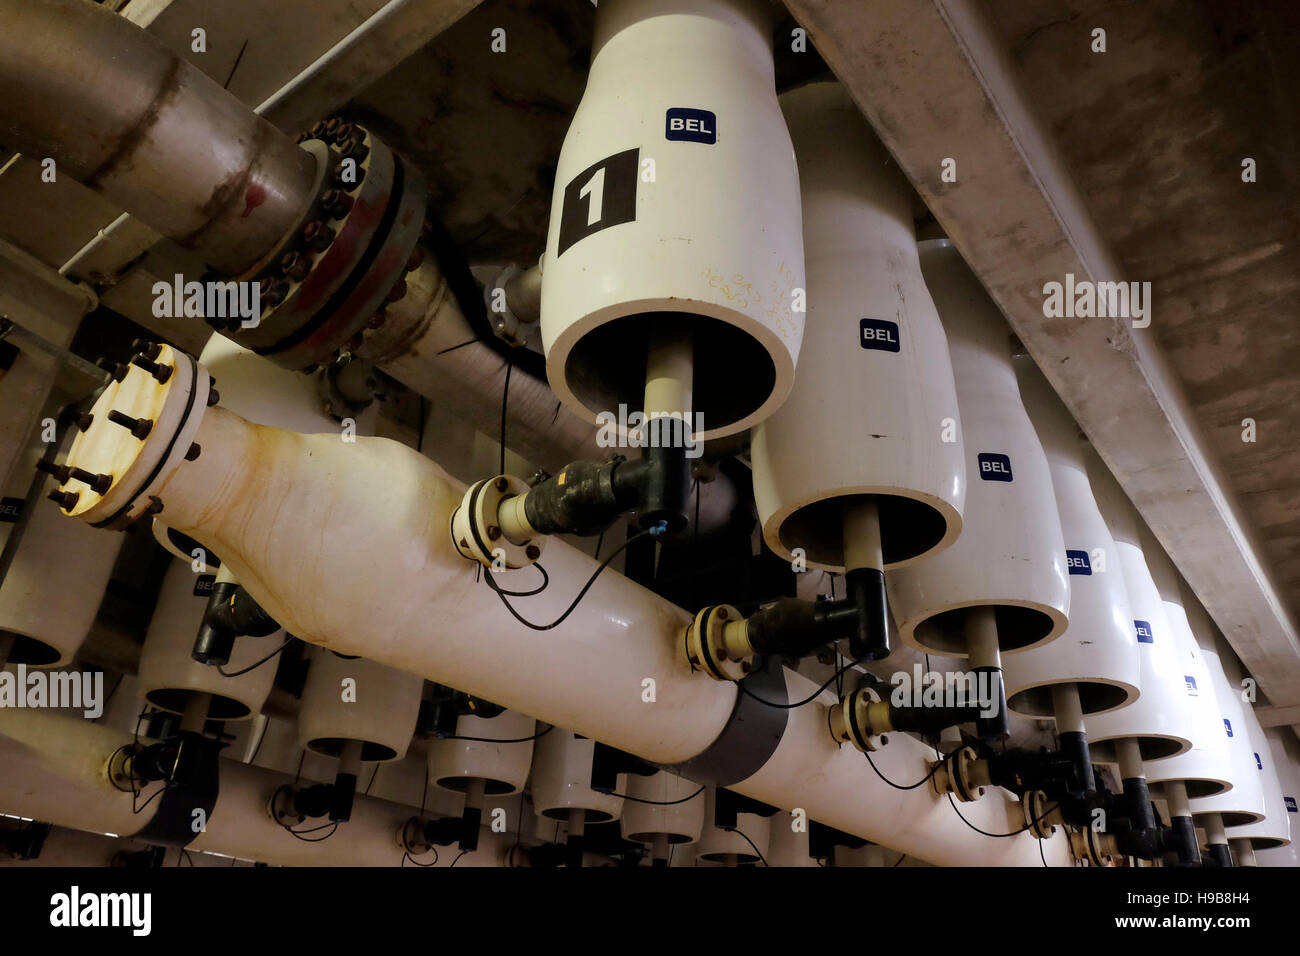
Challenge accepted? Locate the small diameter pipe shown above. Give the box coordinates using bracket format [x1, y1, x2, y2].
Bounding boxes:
[1051, 682, 1095, 794]
[842, 499, 889, 659]
[651, 832, 670, 868]
[1164, 780, 1201, 866]
[965, 605, 1008, 741]
[180, 692, 211, 734]
[566, 807, 586, 868]
[1115, 737, 1156, 832]
[1201, 812, 1232, 867]
[332, 738, 364, 823]
[1229, 839, 1257, 867]
[643, 324, 694, 424]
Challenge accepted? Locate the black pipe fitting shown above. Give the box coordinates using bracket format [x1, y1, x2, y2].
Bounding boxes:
[733, 570, 890, 666]
[520, 438, 692, 539]
[192, 581, 280, 666]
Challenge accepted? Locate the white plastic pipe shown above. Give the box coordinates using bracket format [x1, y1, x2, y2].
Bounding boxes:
[0, 708, 518, 867]
[57, 389, 1070, 864]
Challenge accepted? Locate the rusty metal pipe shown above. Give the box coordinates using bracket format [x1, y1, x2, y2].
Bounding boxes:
[0, 0, 316, 276]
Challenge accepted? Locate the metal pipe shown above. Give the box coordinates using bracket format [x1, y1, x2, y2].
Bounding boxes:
[0, 0, 317, 276]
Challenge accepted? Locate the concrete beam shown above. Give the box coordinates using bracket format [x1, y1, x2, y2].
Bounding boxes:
[783, 0, 1300, 703]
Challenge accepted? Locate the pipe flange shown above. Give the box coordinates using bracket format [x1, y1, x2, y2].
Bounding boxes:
[451, 476, 544, 569]
[59, 343, 211, 530]
[400, 817, 434, 855]
[106, 745, 138, 793]
[827, 688, 885, 753]
[268, 785, 305, 827]
[682, 604, 749, 682]
[484, 262, 530, 347]
[931, 745, 984, 801]
[1069, 826, 1117, 867]
[232, 124, 427, 371]
[1024, 789, 1057, 838]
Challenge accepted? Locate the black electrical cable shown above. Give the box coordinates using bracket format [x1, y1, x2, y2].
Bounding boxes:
[403, 848, 438, 867]
[892, 853, 907, 867]
[218, 634, 293, 678]
[600, 784, 706, 806]
[435, 338, 479, 356]
[438, 723, 555, 744]
[483, 529, 652, 631]
[284, 821, 339, 843]
[365, 764, 380, 795]
[499, 356, 512, 476]
[944, 792, 1059, 838]
[862, 750, 943, 791]
[722, 827, 768, 866]
[490, 562, 549, 597]
[738, 657, 866, 710]
[449, 849, 468, 867]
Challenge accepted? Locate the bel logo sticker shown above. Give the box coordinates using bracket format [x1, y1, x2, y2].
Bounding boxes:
[1224, 718, 1233, 738]
[1285, 796, 1297, 813]
[193, 574, 216, 597]
[1134, 620, 1154, 643]
[0, 496, 23, 522]
[1184, 675, 1198, 696]
[665, 107, 716, 145]
[977, 453, 1013, 482]
[860, 318, 900, 352]
[1066, 549, 1092, 575]
[1254, 752, 1263, 770]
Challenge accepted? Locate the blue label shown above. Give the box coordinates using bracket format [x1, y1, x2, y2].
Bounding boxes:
[1254, 752, 1263, 770]
[665, 108, 716, 145]
[859, 318, 901, 352]
[1285, 796, 1298, 813]
[1224, 718, 1233, 738]
[1134, 620, 1154, 643]
[977, 453, 1013, 482]
[1066, 549, 1092, 575]
[1185, 675, 1198, 695]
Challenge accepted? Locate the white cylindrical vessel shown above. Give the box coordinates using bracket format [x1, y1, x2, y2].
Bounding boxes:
[1256, 729, 1299, 867]
[1138, 523, 1233, 797]
[0, 489, 121, 667]
[1187, 596, 1265, 827]
[620, 771, 705, 846]
[1227, 704, 1291, 854]
[889, 239, 1067, 652]
[137, 559, 278, 719]
[1083, 447, 1192, 761]
[297, 648, 423, 761]
[751, 83, 965, 572]
[529, 728, 624, 823]
[1003, 359, 1139, 716]
[695, 787, 770, 864]
[541, 0, 804, 440]
[428, 708, 536, 794]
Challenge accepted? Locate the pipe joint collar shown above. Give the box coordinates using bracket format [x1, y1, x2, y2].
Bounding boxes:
[451, 476, 545, 569]
[682, 605, 750, 682]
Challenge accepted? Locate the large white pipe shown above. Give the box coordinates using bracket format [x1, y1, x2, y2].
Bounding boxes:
[0, 708, 530, 867]
[54, 360, 1069, 865]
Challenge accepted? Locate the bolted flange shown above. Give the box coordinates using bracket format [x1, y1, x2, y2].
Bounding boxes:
[450, 475, 545, 570]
